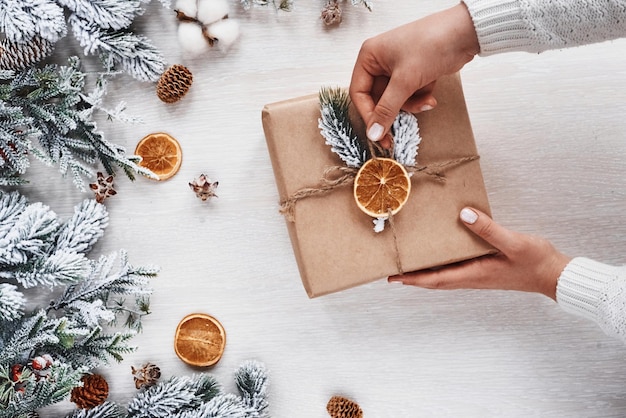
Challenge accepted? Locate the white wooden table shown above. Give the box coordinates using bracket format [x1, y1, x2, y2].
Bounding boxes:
[32, 1, 626, 416]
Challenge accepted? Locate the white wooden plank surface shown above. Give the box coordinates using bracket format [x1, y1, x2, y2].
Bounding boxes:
[31, 1, 626, 416]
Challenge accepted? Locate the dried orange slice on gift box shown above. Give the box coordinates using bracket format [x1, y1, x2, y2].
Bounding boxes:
[134, 132, 182, 180]
[353, 157, 411, 218]
[174, 313, 226, 367]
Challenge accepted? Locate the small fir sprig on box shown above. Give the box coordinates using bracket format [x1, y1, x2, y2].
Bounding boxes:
[63, 360, 270, 418]
[0, 190, 158, 417]
[318, 87, 369, 168]
[0, 0, 170, 82]
[318, 87, 421, 168]
[0, 57, 158, 191]
[318, 87, 421, 232]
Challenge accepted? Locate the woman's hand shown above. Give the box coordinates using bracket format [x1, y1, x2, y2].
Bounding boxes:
[389, 208, 572, 300]
[350, 4, 479, 147]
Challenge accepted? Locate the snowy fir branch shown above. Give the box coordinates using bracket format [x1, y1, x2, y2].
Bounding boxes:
[318, 87, 368, 168]
[0, 0, 168, 81]
[68, 15, 165, 83]
[0, 189, 157, 415]
[57, 326, 137, 367]
[0, 58, 157, 190]
[66, 401, 126, 418]
[0, 190, 104, 288]
[55, 199, 109, 254]
[0, 283, 25, 322]
[392, 110, 421, 167]
[49, 249, 157, 332]
[0, 1, 67, 44]
[126, 374, 219, 417]
[235, 360, 270, 416]
[318, 88, 421, 169]
[124, 362, 269, 418]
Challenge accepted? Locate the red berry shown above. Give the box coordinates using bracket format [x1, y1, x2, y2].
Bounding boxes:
[42, 354, 53, 367]
[31, 356, 47, 370]
[10, 364, 23, 382]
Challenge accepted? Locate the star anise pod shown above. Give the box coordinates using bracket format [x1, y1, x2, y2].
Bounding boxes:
[131, 362, 161, 389]
[189, 174, 219, 201]
[89, 172, 117, 203]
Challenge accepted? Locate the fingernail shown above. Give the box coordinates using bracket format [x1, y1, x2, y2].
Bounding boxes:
[420, 104, 434, 112]
[388, 277, 404, 284]
[460, 208, 478, 225]
[367, 123, 384, 141]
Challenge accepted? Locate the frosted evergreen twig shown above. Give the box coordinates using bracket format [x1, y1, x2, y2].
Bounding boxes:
[0, 58, 157, 189]
[0, 283, 25, 322]
[318, 87, 368, 168]
[392, 111, 421, 167]
[0, 0, 167, 81]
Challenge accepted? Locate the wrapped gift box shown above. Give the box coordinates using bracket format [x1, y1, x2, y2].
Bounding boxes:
[262, 74, 494, 298]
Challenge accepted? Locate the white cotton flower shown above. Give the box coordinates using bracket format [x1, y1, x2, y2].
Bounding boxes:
[207, 19, 240, 52]
[197, 0, 230, 24]
[373, 217, 387, 233]
[177, 22, 209, 56]
[175, 0, 198, 17]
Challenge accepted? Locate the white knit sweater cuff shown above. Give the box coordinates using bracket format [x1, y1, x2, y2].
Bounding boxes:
[556, 257, 623, 324]
[462, 0, 534, 56]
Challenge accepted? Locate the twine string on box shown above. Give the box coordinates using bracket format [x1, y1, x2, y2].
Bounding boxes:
[387, 208, 404, 274]
[279, 166, 358, 222]
[278, 155, 479, 221]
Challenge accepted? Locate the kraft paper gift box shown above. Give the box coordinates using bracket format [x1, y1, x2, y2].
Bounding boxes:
[262, 74, 494, 298]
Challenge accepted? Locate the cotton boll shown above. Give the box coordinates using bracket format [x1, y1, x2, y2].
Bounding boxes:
[175, 0, 197, 17]
[207, 19, 240, 52]
[178, 22, 209, 56]
[197, 0, 230, 25]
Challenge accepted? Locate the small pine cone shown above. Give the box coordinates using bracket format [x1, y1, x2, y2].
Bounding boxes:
[157, 64, 193, 103]
[0, 37, 55, 71]
[131, 362, 162, 389]
[321, 0, 342, 26]
[326, 395, 363, 418]
[71, 374, 109, 410]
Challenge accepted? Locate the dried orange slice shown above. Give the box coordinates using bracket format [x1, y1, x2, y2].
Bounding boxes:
[354, 157, 411, 218]
[134, 132, 182, 180]
[174, 313, 226, 367]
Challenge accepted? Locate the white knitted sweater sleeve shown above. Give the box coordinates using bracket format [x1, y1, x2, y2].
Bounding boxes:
[462, 0, 626, 55]
[556, 257, 626, 343]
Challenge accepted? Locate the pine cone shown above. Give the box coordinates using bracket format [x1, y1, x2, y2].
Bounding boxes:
[71, 374, 109, 409]
[131, 362, 162, 389]
[0, 37, 54, 71]
[327, 395, 363, 418]
[321, 0, 342, 25]
[156, 64, 193, 103]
